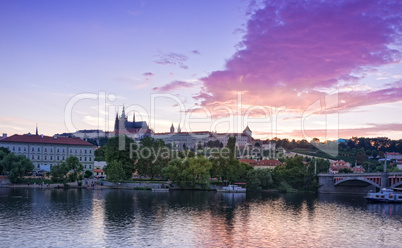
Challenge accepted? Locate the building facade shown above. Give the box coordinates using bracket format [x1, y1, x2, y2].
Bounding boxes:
[0, 134, 95, 172]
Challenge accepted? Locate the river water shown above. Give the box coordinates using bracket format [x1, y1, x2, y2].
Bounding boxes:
[0, 188, 401, 248]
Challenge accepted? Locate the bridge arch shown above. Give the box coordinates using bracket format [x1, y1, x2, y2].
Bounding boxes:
[391, 181, 402, 189]
[334, 177, 381, 189]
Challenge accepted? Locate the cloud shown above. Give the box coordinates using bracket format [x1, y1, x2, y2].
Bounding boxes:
[152, 81, 196, 92]
[143, 72, 155, 77]
[191, 50, 200, 55]
[154, 52, 189, 69]
[195, 0, 402, 115]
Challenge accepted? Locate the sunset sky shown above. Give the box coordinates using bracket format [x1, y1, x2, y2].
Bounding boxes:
[1, 0, 402, 141]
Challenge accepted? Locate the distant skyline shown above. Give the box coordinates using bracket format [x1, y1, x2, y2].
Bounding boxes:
[1, 0, 402, 141]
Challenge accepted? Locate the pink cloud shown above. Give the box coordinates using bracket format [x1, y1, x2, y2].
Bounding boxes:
[196, 0, 402, 115]
[152, 81, 195, 92]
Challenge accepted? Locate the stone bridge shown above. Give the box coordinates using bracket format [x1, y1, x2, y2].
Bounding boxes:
[318, 172, 402, 194]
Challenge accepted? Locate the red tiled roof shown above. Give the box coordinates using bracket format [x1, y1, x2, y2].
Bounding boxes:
[94, 169, 104, 173]
[255, 159, 282, 166]
[0, 134, 94, 146]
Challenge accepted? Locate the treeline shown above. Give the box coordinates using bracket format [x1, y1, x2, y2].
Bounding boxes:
[102, 136, 329, 192]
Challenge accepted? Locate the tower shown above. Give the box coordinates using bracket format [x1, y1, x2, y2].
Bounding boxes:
[35, 124, 38, 136]
[177, 124, 181, 133]
[114, 113, 119, 132]
[170, 123, 175, 133]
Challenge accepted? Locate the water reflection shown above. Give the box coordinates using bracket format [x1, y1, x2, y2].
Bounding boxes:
[1, 188, 402, 247]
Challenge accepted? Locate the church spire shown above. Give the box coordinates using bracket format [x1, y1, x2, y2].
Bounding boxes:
[35, 123, 38, 136]
[133, 112, 135, 123]
[121, 105, 126, 119]
[177, 123, 181, 133]
[170, 123, 175, 133]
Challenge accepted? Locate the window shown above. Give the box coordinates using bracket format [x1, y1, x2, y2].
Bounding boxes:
[37, 165, 40, 169]
[24, 147, 26, 151]
[90, 150, 92, 154]
[70, 149, 72, 153]
[84, 157, 87, 161]
[62, 156, 65, 160]
[80, 149, 82, 153]
[57, 156, 59, 161]
[44, 148, 47, 152]
[37, 155, 40, 159]
[84, 165, 87, 169]
[32, 147, 34, 152]
[79, 157, 82, 161]
[50, 148, 53, 152]
[89, 165, 91, 169]
[50, 156, 53, 160]
[38, 148, 40, 152]
[13, 146, 15, 151]
[18, 147, 21, 151]
[63, 149, 65, 153]
[57, 148, 59, 152]
[75, 149, 77, 153]
[89, 157, 91, 161]
[85, 149, 87, 154]
[32, 155, 34, 160]
[44, 156, 47, 160]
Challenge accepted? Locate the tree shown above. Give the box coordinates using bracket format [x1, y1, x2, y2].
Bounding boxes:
[136, 137, 169, 178]
[105, 161, 125, 182]
[0, 153, 34, 183]
[105, 136, 137, 179]
[50, 162, 70, 185]
[94, 145, 106, 161]
[65, 156, 83, 183]
[162, 157, 212, 189]
[84, 170, 93, 178]
[227, 136, 237, 162]
[355, 151, 367, 164]
[246, 169, 273, 191]
[0, 147, 11, 174]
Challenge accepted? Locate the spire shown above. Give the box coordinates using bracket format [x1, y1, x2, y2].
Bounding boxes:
[35, 123, 38, 136]
[121, 105, 126, 119]
[170, 123, 175, 133]
[114, 113, 119, 132]
[133, 112, 135, 123]
[177, 123, 181, 133]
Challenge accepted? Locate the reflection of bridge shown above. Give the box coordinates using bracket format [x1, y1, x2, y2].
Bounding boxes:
[318, 172, 402, 194]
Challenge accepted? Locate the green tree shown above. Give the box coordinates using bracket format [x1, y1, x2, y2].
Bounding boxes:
[94, 145, 106, 161]
[136, 137, 169, 178]
[84, 170, 93, 178]
[50, 162, 70, 185]
[65, 156, 83, 183]
[0, 147, 11, 174]
[246, 169, 273, 191]
[105, 136, 137, 179]
[0, 153, 34, 183]
[227, 136, 237, 161]
[105, 161, 125, 182]
[162, 157, 212, 189]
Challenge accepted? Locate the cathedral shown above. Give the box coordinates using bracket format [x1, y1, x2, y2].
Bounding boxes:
[113, 106, 152, 138]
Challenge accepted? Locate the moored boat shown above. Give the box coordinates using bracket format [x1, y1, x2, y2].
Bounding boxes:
[217, 184, 246, 193]
[365, 188, 402, 203]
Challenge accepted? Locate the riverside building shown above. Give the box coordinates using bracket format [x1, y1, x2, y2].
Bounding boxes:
[0, 134, 95, 172]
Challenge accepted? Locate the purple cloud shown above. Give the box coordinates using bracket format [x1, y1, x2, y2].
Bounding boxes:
[191, 50, 200, 55]
[195, 0, 402, 114]
[154, 52, 188, 69]
[143, 72, 155, 77]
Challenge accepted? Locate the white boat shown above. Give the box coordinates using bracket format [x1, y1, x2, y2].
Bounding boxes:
[365, 188, 402, 203]
[217, 184, 246, 193]
[152, 188, 169, 192]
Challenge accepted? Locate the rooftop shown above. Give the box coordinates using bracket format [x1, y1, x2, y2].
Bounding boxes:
[0, 134, 94, 146]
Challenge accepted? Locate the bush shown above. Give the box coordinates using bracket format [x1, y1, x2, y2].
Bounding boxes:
[84, 170, 93, 178]
[78, 181, 83, 186]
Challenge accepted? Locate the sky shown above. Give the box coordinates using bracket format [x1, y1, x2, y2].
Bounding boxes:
[1, 0, 402, 141]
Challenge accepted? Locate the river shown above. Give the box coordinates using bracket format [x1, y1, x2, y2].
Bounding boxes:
[0, 188, 401, 247]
